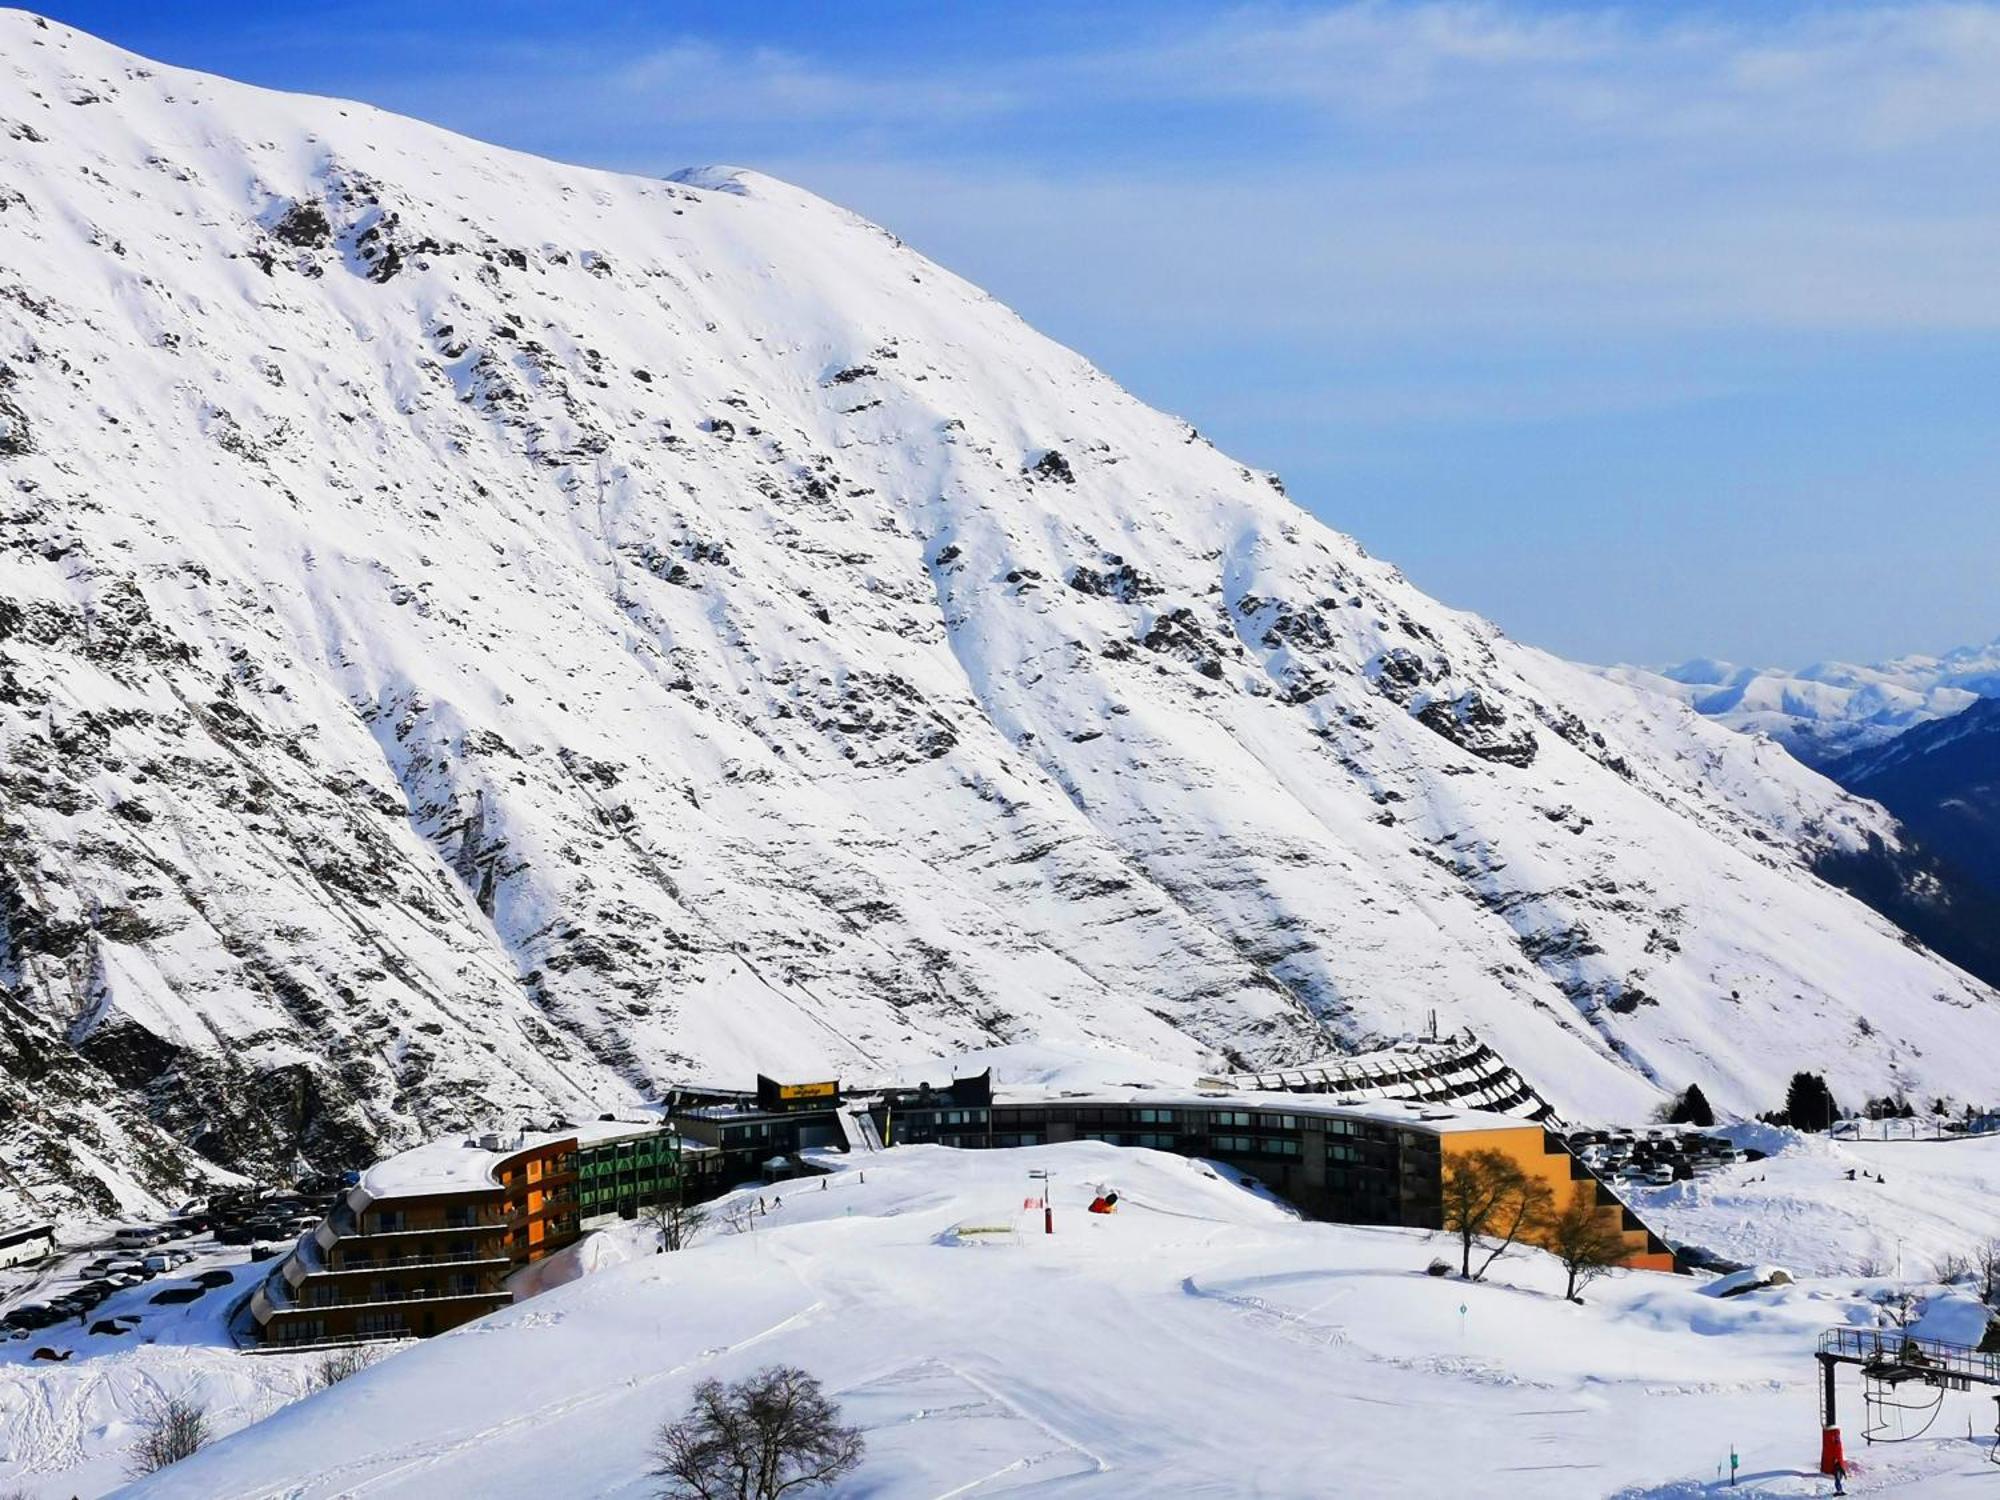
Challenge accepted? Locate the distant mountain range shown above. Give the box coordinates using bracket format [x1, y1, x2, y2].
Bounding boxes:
[1600, 638, 2000, 768]
[1825, 697, 2000, 895]
[1604, 642, 2000, 993]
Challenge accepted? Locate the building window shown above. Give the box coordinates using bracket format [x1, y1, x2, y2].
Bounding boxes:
[1211, 1134, 1255, 1153]
[1211, 1111, 1252, 1129]
[1135, 1108, 1178, 1126]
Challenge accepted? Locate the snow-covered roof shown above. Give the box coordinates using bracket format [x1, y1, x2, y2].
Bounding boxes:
[358, 1115, 669, 1201]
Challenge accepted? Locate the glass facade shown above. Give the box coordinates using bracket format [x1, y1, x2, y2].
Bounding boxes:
[577, 1130, 683, 1219]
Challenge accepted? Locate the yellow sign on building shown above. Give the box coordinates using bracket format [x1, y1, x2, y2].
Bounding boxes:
[775, 1080, 837, 1101]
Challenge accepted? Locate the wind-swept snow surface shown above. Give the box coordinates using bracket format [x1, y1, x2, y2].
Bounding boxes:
[96, 1144, 2000, 1500]
[1, 10, 1995, 1212]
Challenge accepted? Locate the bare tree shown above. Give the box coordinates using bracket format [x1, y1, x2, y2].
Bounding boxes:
[1472, 1164, 1553, 1282]
[1879, 1287, 1916, 1330]
[1545, 1186, 1629, 1302]
[313, 1345, 378, 1389]
[652, 1365, 864, 1500]
[1934, 1249, 1973, 1286]
[127, 1393, 211, 1476]
[1441, 1148, 1517, 1280]
[641, 1190, 710, 1255]
[1441, 1148, 1552, 1281]
[1977, 1238, 2000, 1304]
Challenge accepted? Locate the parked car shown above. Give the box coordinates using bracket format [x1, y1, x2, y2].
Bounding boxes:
[3, 1304, 60, 1331]
[215, 1225, 253, 1247]
[113, 1225, 165, 1249]
[141, 1251, 192, 1274]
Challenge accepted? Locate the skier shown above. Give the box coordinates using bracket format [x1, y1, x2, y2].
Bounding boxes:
[1831, 1454, 1848, 1494]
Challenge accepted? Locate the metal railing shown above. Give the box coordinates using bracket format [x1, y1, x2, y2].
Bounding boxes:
[323, 1249, 509, 1273]
[293, 1286, 507, 1313]
[1818, 1327, 2000, 1386]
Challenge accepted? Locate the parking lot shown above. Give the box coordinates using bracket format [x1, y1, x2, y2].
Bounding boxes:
[0, 1181, 343, 1355]
[1566, 1124, 1754, 1189]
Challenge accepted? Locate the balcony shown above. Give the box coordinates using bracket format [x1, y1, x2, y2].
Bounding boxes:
[325, 1248, 511, 1274]
[350, 1214, 509, 1238]
[289, 1286, 508, 1314]
[294, 1280, 500, 1312]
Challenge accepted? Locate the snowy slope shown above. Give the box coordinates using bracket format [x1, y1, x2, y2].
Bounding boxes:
[1605, 638, 2000, 767]
[1634, 1126, 2000, 1278]
[89, 1144, 2000, 1500]
[2, 11, 1997, 1215]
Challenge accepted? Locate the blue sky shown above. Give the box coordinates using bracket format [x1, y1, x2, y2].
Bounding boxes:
[36, 1, 2000, 666]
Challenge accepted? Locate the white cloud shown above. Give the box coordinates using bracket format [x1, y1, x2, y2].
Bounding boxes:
[357, 4, 2000, 342]
[606, 40, 1013, 128]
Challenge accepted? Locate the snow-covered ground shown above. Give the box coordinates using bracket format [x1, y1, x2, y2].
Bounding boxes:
[0, 1241, 317, 1499]
[0, 1143, 1975, 1498]
[1633, 1126, 2000, 1280]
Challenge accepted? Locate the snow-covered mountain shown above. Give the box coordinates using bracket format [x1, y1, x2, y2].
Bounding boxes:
[1825, 698, 2000, 897]
[1603, 639, 2000, 767]
[3, 11, 1996, 1216]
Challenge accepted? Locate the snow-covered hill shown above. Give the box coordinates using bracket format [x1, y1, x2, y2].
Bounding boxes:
[1604, 638, 2000, 767]
[95, 1144, 2000, 1500]
[3, 11, 1996, 1215]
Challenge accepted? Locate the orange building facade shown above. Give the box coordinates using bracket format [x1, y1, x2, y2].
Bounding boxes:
[253, 1126, 685, 1346]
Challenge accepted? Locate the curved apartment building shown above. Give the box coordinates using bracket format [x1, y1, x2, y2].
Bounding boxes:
[253, 1120, 716, 1346]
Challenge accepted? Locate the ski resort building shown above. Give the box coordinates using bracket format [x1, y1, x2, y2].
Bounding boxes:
[666, 1054, 1676, 1274]
[1196, 1032, 1557, 1121]
[271, 1039, 1668, 1346]
[251, 1118, 719, 1346]
[896, 1079, 1673, 1271]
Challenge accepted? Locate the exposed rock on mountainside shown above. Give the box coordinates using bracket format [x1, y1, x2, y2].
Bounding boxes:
[1, 11, 1995, 1214]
